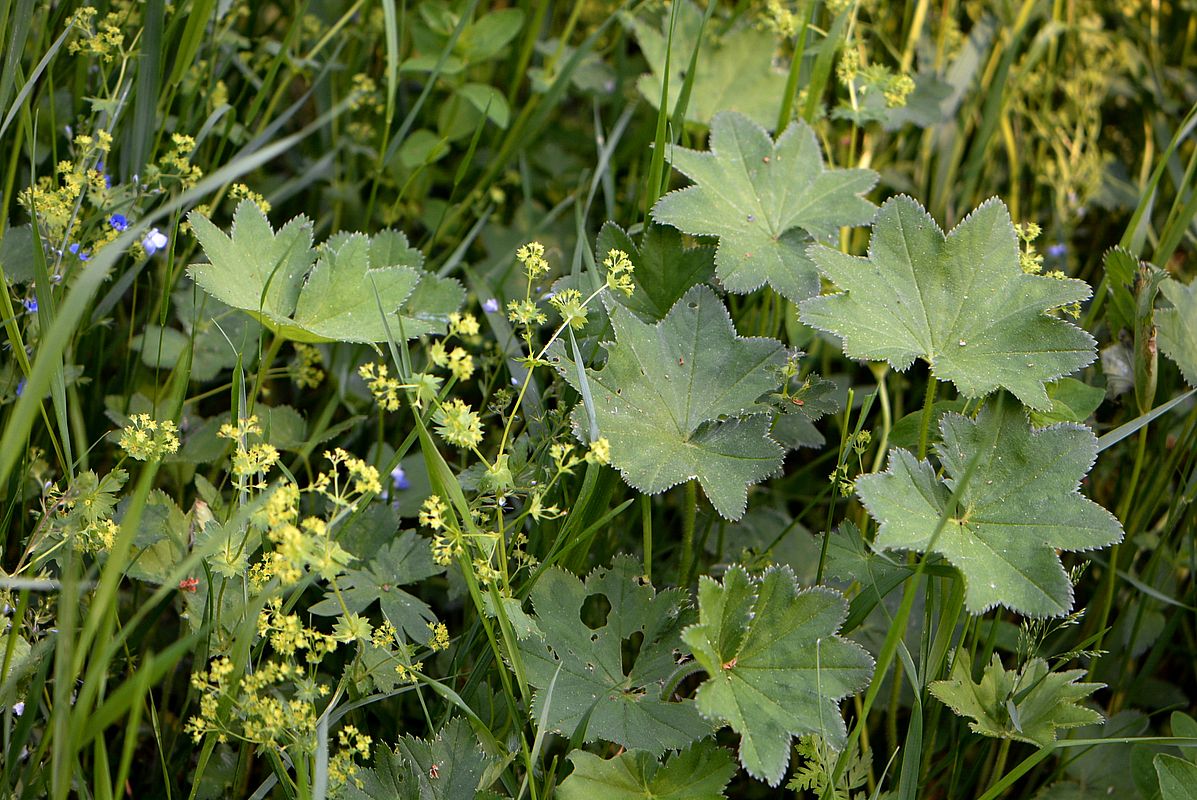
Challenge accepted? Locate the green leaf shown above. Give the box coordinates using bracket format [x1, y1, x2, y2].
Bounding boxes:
[1029, 378, 1106, 428]
[596, 222, 715, 322]
[348, 718, 493, 800]
[1155, 754, 1197, 800]
[517, 556, 710, 755]
[558, 741, 735, 800]
[801, 196, 1096, 410]
[929, 651, 1104, 747]
[628, 3, 789, 130]
[308, 531, 443, 642]
[1157, 276, 1197, 386]
[187, 200, 314, 324]
[681, 565, 873, 786]
[653, 112, 877, 303]
[187, 201, 462, 343]
[855, 400, 1124, 617]
[555, 285, 786, 520]
[0, 224, 36, 284]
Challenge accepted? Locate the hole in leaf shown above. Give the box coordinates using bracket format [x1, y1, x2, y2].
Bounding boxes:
[621, 631, 644, 676]
[580, 593, 611, 630]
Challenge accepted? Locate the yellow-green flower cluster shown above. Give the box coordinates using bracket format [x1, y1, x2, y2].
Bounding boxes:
[328, 725, 373, 792]
[420, 496, 463, 566]
[291, 343, 325, 389]
[67, 6, 126, 61]
[429, 342, 475, 382]
[118, 414, 180, 461]
[549, 288, 589, 329]
[184, 647, 329, 749]
[359, 361, 402, 411]
[604, 249, 636, 296]
[230, 182, 272, 214]
[516, 241, 550, 280]
[312, 448, 383, 505]
[219, 416, 279, 492]
[434, 399, 484, 450]
[427, 621, 450, 652]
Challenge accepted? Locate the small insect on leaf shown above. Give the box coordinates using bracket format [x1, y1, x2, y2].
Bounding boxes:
[429, 764, 439, 779]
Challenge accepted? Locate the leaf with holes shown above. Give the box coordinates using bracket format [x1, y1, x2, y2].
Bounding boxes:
[855, 399, 1123, 617]
[800, 196, 1096, 410]
[554, 285, 786, 520]
[187, 201, 463, 343]
[516, 556, 709, 755]
[308, 531, 443, 643]
[558, 740, 735, 800]
[653, 112, 877, 303]
[929, 651, 1103, 747]
[1158, 276, 1197, 386]
[681, 565, 873, 787]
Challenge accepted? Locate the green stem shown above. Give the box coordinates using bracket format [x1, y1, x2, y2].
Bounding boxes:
[678, 481, 698, 587]
[917, 374, 938, 460]
[642, 495, 653, 584]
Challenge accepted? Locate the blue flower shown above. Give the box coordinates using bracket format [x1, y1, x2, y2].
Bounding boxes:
[109, 213, 128, 231]
[1047, 243, 1067, 258]
[16, 378, 25, 397]
[22, 298, 37, 314]
[391, 464, 411, 491]
[482, 298, 499, 313]
[68, 243, 90, 261]
[143, 228, 168, 256]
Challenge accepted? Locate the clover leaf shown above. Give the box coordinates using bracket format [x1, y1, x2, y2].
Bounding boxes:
[558, 741, 735, 800]
[652, 112, 877, 303]
[628, 2, 790, 130]
[800, 196, 1096, 410]
[517, 556, 709, 755]
[681, 565, 873, 787]
[555, 285, 786, 520]
[855, 400, 1123, 617]
[929, 651, 1103, 747]
[1158, 276, 1197, 386]
[187, 201, 463, 343]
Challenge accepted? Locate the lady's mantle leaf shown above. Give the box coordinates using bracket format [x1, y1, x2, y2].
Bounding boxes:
[628, 2, 789, 130]
[308, 531, 443, 643]
[855, 401, 1123, 617]
[556, 285, 786, 520]
[653, 112, 877, 303]
[929, 651, 1103, 747]
[346, 717, 493, 800]
[681, 566, 873, 787]
[187, 201, 462, 343]
[517, 556, 709, 755]
[596, 222, 715, 322]
[1157, 276, 1197, 386]
[558, 741, 735, 800]
[800, 196, 1095, 411]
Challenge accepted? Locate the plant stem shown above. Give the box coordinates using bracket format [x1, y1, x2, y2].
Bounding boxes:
[917, 373, 938, 460]
[678, 480, 698, 587]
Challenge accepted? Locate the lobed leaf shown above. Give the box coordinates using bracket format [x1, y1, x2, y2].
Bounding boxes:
[801, 196, 1096, 410]
[554, 284, 787, 520]
[855, 399, 1123, 617]
[653, 112, 877, 303]
[681, 565, 873, 786]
